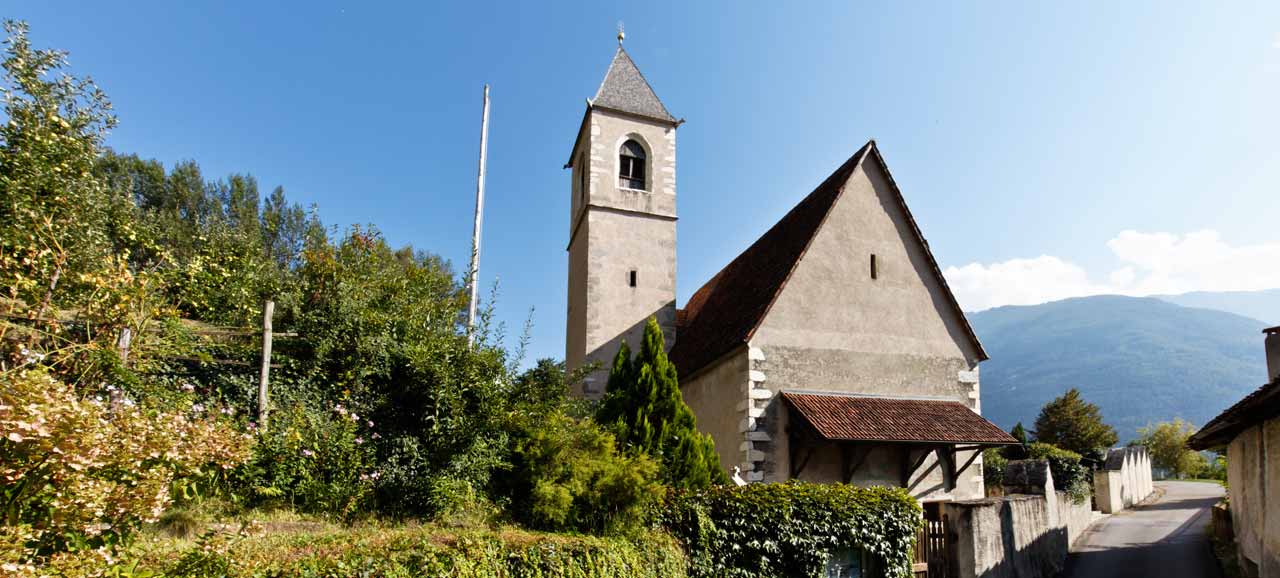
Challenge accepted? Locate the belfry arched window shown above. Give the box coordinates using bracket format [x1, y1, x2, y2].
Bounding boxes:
[619, 140, 647, 190]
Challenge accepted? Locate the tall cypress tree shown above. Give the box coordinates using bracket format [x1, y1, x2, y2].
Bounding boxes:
[1003, 422, 1030, 459]
[596, 317, 727, 488]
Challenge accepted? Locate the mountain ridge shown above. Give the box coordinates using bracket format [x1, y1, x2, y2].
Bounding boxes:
[969, 294, 1270, 442]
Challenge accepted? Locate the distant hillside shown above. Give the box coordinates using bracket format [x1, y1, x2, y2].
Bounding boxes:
[970, 295, 1270, 442]
[1156, 289, 1280, 326]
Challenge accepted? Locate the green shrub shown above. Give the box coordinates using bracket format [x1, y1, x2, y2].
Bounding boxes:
[1198, 452, 1228, 482]
[1027, 443, 1091, 503]
[229, 401, 376, 519]
[983, 448, 1008, 489]
[502, 412, 664, 535]
[662, 482, 922, 578]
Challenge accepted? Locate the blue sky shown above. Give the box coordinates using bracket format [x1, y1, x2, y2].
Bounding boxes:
[11, 1, 1280, 363]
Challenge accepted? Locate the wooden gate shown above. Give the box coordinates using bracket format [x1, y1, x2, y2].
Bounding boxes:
[913, 504, 952, 578]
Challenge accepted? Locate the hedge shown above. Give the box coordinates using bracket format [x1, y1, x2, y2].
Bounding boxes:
[662, 482, 922, 578]
[134, 526, 688, 578]
[1026, 443, 1091, 504]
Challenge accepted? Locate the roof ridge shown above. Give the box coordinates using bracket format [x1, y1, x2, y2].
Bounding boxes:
[741, 144, 871, 342]
[781, 389, 963, 402]
[670, 141, 873, 378]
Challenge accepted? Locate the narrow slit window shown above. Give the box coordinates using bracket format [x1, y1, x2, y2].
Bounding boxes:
[578, 153, 588, 205]
[870, 254, 878, 280]
[628, 269, 637, 287]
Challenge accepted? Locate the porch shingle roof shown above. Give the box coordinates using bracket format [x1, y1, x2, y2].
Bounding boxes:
[782, 392, 1017, 445]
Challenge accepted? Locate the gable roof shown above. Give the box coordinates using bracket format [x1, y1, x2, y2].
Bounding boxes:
[669, 140, 988, 379]
[1188, 377, 1280, 450]
[592, 46, 675, 123]
[782, 392, 1017, 445]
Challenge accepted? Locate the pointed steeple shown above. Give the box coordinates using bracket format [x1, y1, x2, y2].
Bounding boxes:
[592, 46, 675, 123]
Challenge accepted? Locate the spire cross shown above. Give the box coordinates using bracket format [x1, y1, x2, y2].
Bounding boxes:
[617, 22, 625, 45]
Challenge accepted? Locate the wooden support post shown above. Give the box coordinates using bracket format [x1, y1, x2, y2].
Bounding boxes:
[257, 300, 274, 430]
[117, 327, 132, 366]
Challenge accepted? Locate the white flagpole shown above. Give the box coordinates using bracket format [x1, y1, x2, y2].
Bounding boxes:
[466, 84, 490, 346]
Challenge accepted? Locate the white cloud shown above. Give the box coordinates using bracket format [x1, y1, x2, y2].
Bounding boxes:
[944, 230, 1280, 312]
[944, 256, 1111, 312]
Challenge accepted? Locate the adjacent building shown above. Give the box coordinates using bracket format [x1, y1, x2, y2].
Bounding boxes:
[565, 41, 1015, 503]
[1189, 326, 1280, 578]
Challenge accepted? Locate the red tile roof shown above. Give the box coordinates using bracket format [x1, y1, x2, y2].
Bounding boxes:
[782, 392, 1017, 445]
[668, 140, 987, 379]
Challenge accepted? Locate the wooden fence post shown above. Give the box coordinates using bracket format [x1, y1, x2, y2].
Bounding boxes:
[117, 327, 132, 366]
[258, 300, 274, 430]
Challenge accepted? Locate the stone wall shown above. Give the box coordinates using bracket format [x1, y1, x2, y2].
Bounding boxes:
[1227, 416, 1280, 578]
[943, 460, 1096, 578]
[1093, 446, 1153, 514]
[1052, 490, 1095, 549]
[944, 495, 1067, 578]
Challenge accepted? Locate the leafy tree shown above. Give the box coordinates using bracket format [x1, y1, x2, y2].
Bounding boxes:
[512, 358, 570, 413]
[596, 317, 726, 489]
[284, 228, 515, 517]
[0, 20, 117, 335]
[1133, 419, 1207, 479]
[1033, 388, 1118, 455]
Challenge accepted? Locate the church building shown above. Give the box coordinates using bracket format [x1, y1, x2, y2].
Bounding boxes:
[564, 39, 1015, 502]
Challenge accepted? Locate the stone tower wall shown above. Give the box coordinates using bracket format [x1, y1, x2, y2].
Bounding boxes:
[566, 108, 677, 397]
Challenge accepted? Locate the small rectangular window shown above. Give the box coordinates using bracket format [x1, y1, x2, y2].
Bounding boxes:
[628, 269, 637, 287]
[870, 254, 878, 280]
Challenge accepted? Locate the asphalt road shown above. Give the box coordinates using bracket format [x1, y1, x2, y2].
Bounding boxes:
[1062, 481, 1225, 578]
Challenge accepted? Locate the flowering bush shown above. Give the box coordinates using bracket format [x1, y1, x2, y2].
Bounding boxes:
[228, 400, 377, 519]
[0, 369, 251, 561]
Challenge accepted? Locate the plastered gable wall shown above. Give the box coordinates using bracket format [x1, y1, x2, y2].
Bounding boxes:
[566, 108, 677, 397]
[750, 158, 981, 393]
[750, 156, 985, 498]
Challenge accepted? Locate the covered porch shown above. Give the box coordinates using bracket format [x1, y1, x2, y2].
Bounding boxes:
[780, 391, 1018, 500]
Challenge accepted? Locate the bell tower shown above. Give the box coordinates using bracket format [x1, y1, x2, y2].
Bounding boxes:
[565, 37, 679, 398]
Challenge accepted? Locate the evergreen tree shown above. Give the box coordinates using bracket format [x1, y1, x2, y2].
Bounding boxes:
[1010, 422, 1029, 445]
[596, 317, 727, 488]
[1002, 422, 1030, 459]
[1033, 388, 1118, 455]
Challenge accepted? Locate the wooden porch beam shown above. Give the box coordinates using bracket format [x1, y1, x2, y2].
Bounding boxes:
[901, 445, 939, 488]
